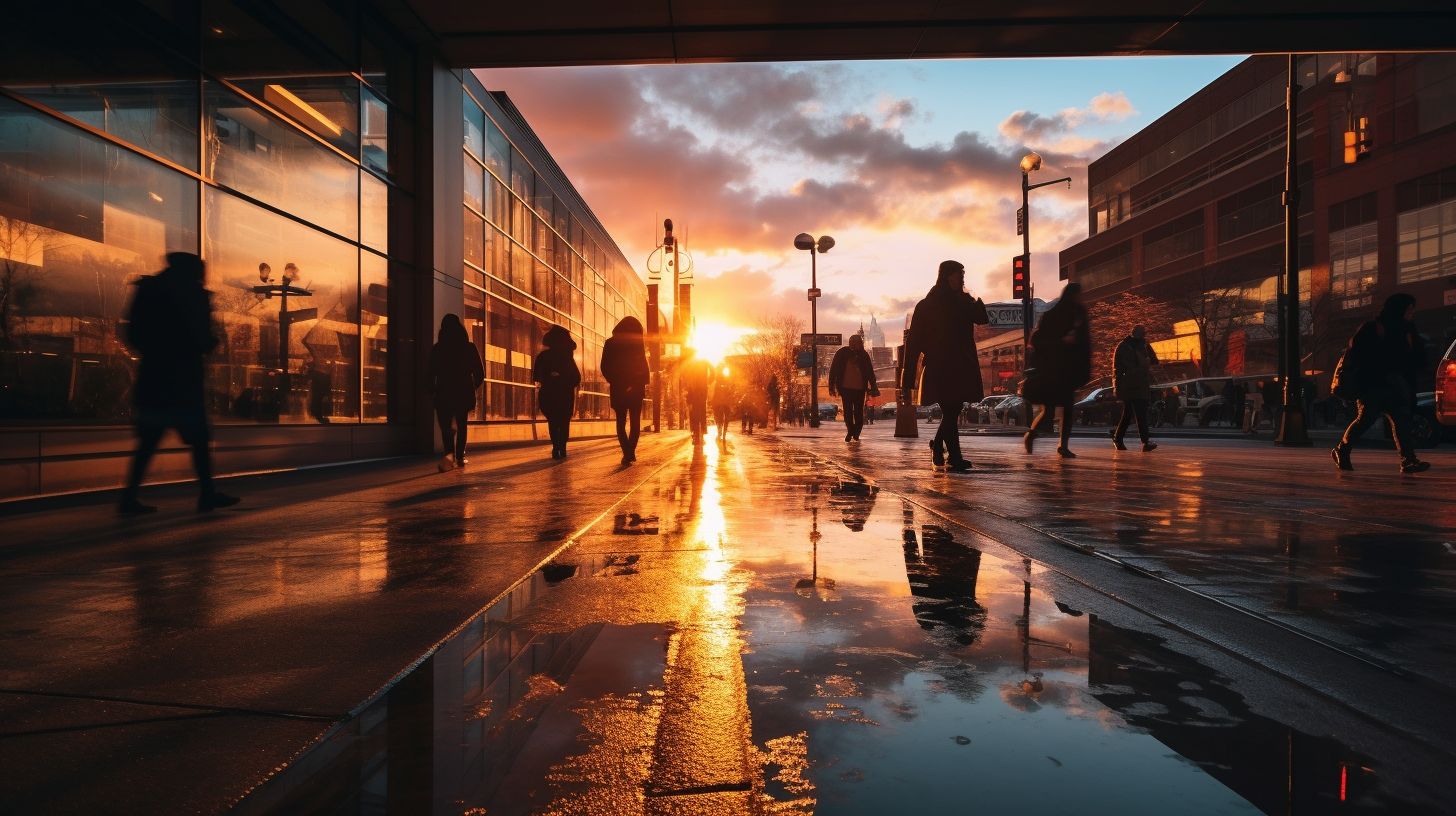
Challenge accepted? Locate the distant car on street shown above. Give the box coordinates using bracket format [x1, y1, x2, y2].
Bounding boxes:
[1409, 392, 1456, 448]
[818, 402, 839, 421]
[877, 402, 899, 419]
[994, 395, 1025, 423]
[1437, 338, 1456, 428]
[972, 394, 1013, 422]
[1074, 387, 1121, 425]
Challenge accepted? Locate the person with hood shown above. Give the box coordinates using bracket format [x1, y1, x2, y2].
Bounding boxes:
[118, 252, 239, 514]
[902, 260, 987, 472]
[829, 334, 879, 442]
[1023, 282, 1091, 458]
[681, 348, 714, 446]
[429, 313, 485, 471]
[601, 316, 650, 464]
[1110, 324, 1159, 452]
[534, 325, 581, 460]
[1332, 293, 1430, 473]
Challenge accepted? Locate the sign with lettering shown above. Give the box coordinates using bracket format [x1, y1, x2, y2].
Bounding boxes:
[801, 333, 843, 346]
[985, 305, 1025, 328]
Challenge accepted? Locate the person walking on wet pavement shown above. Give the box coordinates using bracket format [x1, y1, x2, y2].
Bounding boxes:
[829, 334, 879, 442]
[534, 325, 580, 460]
[903, 260, 987, 473]
[118, 252, 239, 514]
[429, 313, 484, 472]
[1111, 325, 1159, 452]
[1023, 282, 1091, 458]
[713, 365, 736, 443]
[682, 348, 713, 446]
[601, 316, 650, 465]
[1332, 293, 1431, 474]
[766, 375, 781, 430]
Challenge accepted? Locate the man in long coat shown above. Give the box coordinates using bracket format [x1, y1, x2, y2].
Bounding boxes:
[902, 260, 985, 472]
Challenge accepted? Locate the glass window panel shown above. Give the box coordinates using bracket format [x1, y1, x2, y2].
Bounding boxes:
[534, 259, 553, 305]
[464, 94, 484, 158]
[5, 78, 200, 171]
[464, 159, 484, 212]
[510, 196, 529, 246]
[361, 250, 387, 421]
[205, 81, 359, 240]
[532, 173, 552, 220]
[509, 147, 529, 199]
[510, 306, 533, 384]
[464, 284, 487, 419]
[0, 98, 199, 421]
[485, 224, 507, 284]
[508, 241, 529, 292]
[361, 171, 387, 254]
[485, 295, 510, 381]
[229, 76, 360, 157]
[362, 86, 388, 173]
[464, 208, 484, 267]
[204, 188, 359, 424]
[488, 177, 509, 230]
[484, 117, 508, 179]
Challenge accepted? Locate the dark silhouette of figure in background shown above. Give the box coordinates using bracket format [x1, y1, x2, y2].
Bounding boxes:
[1111, 324, 1159, 452]
[601, 316, 650, 465]
[534, 325, 580, 460]
[1333, 293, 1430, 474]
[429, 314, 484, 471]
[1024, 282, 1091, 458]
[1221, 378, 1245, 428]
[681, 349, 713, 446]
[118, 252, 238, 514]
[766, 375, 781, 430]
[829, 334, 879, 442]
[713, 365, 736, 443]
[903, 260, 986, 473]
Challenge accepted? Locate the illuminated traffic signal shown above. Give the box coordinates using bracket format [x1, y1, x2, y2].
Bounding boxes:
[1011, 254, 1029, 300]
[1343, 116, 1371, 164]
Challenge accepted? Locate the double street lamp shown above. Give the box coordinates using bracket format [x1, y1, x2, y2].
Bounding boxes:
[795, 232, 835, 428]
[1018, 152, 1070, 426]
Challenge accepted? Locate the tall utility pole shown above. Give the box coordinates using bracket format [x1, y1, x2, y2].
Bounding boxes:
[1018, 153, 1070, 427]
[795, 233, 834, 428]
[1276, 54, 1312, 446]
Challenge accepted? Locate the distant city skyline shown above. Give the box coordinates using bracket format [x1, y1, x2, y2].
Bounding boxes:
[477, 56, 1245, 345]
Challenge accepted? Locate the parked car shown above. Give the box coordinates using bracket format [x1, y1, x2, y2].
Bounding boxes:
[1074, 387, 1121, 425]
[818, 402, 839, 421]
[972, 394, 1013, 422]
[1437, 338, 1456, 427]
[877, 402, 899, 419]
[994, 395, 1025, 423]
[1410, 392, 1456, 448]
[1158, 374, 1275, 427]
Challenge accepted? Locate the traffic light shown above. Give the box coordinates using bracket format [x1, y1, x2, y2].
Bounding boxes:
[1343, 116, 1371, 164]
[1011, 254, 1029, 300]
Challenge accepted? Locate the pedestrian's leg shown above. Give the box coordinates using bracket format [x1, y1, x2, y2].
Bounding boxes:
[1133, 399, 1151, 444]
[1058, 400, 1073, 449]
[121, 422, 165, 507]
[455, 409, 470, 461]
[938, 401, 966, 466]
[628, 403, 641, 457]
[1340, 400, 1377, 448]
[615, 407, 630, 455]
[436, 407, 454, 458]
[1113, 401, 1133, 443]
[184, 418, 216, 496]
[1386, 400, 1422, 467]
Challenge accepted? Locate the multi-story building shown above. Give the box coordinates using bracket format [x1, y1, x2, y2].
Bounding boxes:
[1059, 54, 1456, 386]
[0, 2, 643, 498]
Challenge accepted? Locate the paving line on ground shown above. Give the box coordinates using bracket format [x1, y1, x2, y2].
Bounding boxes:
[0, 687, 339, 722]
[226, 444, 692, 808]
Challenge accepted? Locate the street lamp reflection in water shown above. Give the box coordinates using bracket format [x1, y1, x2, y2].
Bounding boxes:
[795, 506, 837, 600]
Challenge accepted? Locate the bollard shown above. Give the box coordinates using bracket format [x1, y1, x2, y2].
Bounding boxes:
[894, 393, 918, 438]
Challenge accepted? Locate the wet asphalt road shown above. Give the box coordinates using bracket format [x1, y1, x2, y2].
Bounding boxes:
[242, 431, 1449, 814]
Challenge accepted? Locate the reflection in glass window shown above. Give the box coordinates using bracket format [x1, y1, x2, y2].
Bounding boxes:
[4, 79, 201, 171]
[1397, 199, 1456, 284]
[464, 93, 484, 158]
[361, 171, 388, 254]
[205, 82, 359, 241]
[361, 86, 388, 173]
[362, 250, 387, 421]
[464, 159, 484, 212]
[484, 117, 508, 179]
[0, 99, 199, 421]
[230, 76, 360, 157]
[205, 188, 360, 424]
[1329, 222, 1379, 310]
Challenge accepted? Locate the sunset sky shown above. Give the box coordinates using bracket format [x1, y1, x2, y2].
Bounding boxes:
[477, 56, 1244, 347]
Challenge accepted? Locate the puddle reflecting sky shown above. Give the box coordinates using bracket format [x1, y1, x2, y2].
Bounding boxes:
[240, 442, 1431, 815]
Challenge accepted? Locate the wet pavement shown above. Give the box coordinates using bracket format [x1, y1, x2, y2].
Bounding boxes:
[232, 436, 1448, 814]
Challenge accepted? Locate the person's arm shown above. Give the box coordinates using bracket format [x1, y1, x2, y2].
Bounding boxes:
[567, 358, 582, 390]
[828, 348, 844, 396]
[471, 345, 485, 388]
[531, 351, 547, 385]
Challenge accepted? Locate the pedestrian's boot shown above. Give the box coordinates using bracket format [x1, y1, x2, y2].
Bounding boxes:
[929, 439, 945, 468]
[197, 491, 240, 512]
[1055, 446, 1076, 459]
[1400, 457, 1431, 474]
[946, 459, 973, 473]
[1141, 441, 1158, 452]
[1111, 436, 1127, 451]
[1331, 445, 1353, 471]
[117, 497, 157, 516]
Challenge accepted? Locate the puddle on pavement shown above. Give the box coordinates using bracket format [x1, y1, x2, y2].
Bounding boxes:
[237, 443, 1435, 815]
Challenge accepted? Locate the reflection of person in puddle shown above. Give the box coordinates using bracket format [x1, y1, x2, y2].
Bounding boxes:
[830, 479, 878, 532]
[902, 524, 986, 646]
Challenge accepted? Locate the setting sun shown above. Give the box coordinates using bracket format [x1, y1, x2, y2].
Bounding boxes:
[689, 321, 751, 364]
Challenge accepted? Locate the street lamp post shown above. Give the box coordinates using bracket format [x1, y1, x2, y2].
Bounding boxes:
[1018, 153, 1071, 427]
[1276, 53, 1312, 447]
[795, 232, 835, 429]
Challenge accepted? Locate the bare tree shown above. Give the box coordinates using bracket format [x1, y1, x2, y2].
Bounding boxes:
[1087, 291, 1176, 383]
[0, 217, 48, 350]
[739, 314, 805, 418]
[1170, 272, 1261, 377]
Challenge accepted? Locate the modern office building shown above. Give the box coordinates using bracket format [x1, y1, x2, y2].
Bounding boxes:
[1059, 54, 1456, 385]
[0, 2, 643, 499]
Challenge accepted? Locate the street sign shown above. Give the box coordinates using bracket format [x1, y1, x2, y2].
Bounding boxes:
[807, 287, 822, 300]
[1015, 207, 1025, 236]
[795, 350, 815, 369]
[985, 305, 1024, 328]
[801, 333, 842, 346]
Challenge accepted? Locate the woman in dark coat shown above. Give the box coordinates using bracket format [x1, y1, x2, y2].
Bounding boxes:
[1332, 293, 1429, 474]
[829, 334, 880, 442]
[601, 316, 650, 465]
[1023, 282, 1091, 458]
[902, 260, 986, 472]
[534, 325, 581, 460]
[429, 314, 485, 471]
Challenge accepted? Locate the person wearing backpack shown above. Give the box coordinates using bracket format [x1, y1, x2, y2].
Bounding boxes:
[1331, 293, 1430, 474]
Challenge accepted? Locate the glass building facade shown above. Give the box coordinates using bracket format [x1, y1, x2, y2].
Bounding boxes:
[0, 3, 644, 498]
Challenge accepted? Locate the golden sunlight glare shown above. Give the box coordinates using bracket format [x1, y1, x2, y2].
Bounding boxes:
[689, 321, 751, 365]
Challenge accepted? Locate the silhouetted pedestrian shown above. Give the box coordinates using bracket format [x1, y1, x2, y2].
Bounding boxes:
[682, 349, 713, 446]
[429, 314, 484, 471]
[1023, 282, 1091, 458]
[534, 325, 580, 460]
[601, 316, 650, 465]
[713, 365, 735, 442]
[829, 334, 878, 442]
[1111, 325, 1159, 452]
[1332, 293, 1430, 474]
[1260, 378, 1281, 429]
[903, 260, 987, 472]
[766, 375, 781, 430]
[118, 252, 238, 514]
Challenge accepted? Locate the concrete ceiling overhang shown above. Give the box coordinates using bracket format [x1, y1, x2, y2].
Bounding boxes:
[393, 1, 1456, 67]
